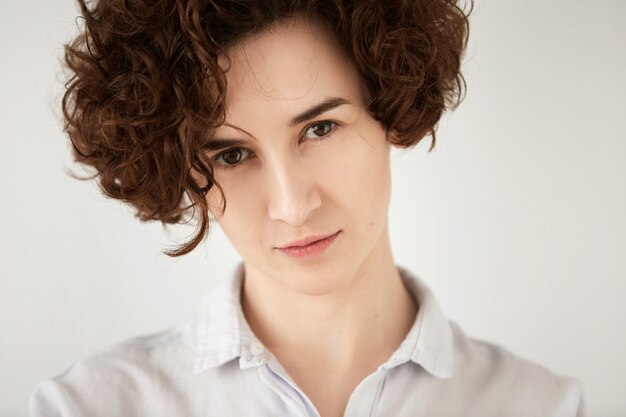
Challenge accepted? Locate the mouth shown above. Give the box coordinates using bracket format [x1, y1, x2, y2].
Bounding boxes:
[276, 230, 341, 249]
[276, 231, 341, 259]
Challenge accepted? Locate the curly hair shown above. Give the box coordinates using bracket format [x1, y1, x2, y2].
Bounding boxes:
[62, 0, 473, 257]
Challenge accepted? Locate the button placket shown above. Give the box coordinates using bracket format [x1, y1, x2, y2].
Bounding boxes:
[342, 368, 388, 417]
[258, 362, 311, 416]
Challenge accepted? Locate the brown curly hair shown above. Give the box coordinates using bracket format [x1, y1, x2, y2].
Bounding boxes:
[62, 0, 473, 257]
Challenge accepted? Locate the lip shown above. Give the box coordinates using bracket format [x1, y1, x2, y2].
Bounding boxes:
[276, 231, 340, 249]
[276, 231, 341, 259]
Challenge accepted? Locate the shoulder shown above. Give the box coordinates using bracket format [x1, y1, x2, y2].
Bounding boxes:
[59, 321, 194, 380]
[448, 320, 585, 416]
[29, 322, 196, 417]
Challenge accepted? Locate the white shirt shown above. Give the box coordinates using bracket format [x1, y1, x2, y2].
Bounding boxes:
[29, 263, 585, 416]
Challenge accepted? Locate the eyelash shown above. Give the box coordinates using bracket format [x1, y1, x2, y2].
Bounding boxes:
[212, 120, 339, 171]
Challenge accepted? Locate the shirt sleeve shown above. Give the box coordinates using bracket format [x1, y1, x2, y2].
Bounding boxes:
[27, 359, 114, 417]
[28, 378, 79, 417]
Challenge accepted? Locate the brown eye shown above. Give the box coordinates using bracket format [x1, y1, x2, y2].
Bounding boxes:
[303, 121, 337, 141]
[213, 148, 252, 169]
[222, 149, 243, 164]
[312, 123, 331, 136]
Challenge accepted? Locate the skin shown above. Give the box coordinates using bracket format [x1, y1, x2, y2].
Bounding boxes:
[204, 18, 418, 416]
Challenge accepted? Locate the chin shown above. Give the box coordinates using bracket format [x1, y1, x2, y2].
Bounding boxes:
[279, 264, 354, 296]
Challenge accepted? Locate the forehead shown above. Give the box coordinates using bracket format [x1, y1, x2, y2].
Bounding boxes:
[217, 19, 366, 130]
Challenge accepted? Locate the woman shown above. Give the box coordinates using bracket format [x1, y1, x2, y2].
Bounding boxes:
[29, 0, 584, 416]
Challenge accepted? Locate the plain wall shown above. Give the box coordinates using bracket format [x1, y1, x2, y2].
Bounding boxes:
[1, 0, 625, 416]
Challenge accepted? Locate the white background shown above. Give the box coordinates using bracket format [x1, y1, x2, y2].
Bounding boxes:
[1, 0, 625, 416]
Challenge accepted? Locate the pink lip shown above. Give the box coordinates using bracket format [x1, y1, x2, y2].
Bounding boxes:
[277, 231, 340, 249]
[277, 231, 341, 259]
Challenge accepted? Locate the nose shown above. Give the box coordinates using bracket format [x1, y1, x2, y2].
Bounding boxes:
[266, 153, 321, 226]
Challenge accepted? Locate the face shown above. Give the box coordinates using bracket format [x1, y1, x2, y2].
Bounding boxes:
[204, 19, 394, 296]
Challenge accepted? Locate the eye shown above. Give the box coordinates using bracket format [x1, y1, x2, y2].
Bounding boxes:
[212, 147, 254, 170]
[302, 120, 337, 141]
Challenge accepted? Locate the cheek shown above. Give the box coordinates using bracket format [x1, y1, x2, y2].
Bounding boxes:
[206, 170, 256, 216]
[322, 128, 391, 216]
[206, 179, 258, 245]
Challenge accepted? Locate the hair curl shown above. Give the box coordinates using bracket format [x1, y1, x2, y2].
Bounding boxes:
[62, 0, 473, 257]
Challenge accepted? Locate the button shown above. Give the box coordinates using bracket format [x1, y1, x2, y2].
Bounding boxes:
[251, 357, 266, 367]
[250, 341, 264, 355]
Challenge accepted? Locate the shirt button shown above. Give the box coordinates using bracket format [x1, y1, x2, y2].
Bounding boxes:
[250, 341, 264, 355]
[251, 357, 265, 367]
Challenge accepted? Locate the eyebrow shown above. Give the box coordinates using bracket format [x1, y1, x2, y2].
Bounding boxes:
[202, 96, 351, 152]
[202, 138, 248, 153]
[288, 96, 351, 128]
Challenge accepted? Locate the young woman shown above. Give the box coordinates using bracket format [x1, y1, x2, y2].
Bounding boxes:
[29, 0, 584, 416]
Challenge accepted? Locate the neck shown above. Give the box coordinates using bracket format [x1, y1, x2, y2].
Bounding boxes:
[240, 227, 418, 369]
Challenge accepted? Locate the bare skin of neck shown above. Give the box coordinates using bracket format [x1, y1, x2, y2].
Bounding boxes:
[241, 229, 418, 417]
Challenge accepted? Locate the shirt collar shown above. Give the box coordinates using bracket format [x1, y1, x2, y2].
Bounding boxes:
[383, 265, 454, 379]
[192, 262, 260, 373]
[192, 263, 454, 379]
